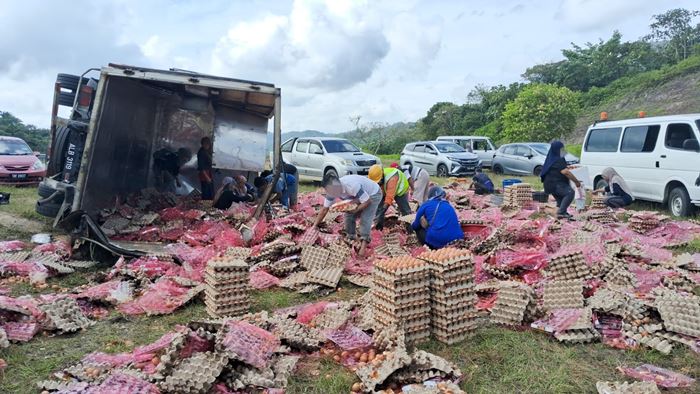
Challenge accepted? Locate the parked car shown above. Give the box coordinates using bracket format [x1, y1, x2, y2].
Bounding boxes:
[281, 137, 379, 181]
[580, 114, 700, 217]
[0, 136, 46, 185]
[400, 141, 481, 177]
[492, 143, 579, 176]
[435, 135, 497, 167]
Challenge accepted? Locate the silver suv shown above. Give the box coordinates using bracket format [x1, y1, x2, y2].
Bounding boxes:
[281, 137, 379, 181]
[400, 141, 481, 177]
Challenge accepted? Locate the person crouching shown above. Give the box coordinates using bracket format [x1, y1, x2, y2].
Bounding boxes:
[411, 186, 464, 249]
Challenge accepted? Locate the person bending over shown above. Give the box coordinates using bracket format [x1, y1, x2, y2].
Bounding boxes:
[402, 163, 431, 204]
[540, 141, 581, 220]
[470, 168, 494, 195]
[313, 174, 383, 257]
[368, 164, 412, 230]
[411, 186, 464, 249]
[593, 167, 634, 208]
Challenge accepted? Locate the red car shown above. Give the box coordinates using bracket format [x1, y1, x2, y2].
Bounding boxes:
[0, 136, 46, 185]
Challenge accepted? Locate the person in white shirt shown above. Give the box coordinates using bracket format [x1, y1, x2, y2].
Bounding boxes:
[402, 163, 431, 204]
[313, 174, 382, 257]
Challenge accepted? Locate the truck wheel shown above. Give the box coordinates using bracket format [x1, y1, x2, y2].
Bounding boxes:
[668, 186, 693, 217]
[37, 183, 57, 198]
[57, 74, 88, 91]
[35, 201, 62, 218]
[47, 125, 71, 176]
[437, 164, 449, 178]
[533, 165, 543, 176]
[493, 164, 504, 175]
[324, 168, 338, 180]
[58, 91, 75, 107]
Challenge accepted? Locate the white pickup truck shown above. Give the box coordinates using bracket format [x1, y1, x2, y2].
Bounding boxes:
[281, 137, 379, 181]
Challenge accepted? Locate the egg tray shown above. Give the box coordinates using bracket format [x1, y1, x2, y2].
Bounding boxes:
[375, 314, 431, 330]
[604, 265, 637, 288]
[409, 349, 463, 378]
[586, 289, 625, 313]
[596, 381, 661, 394]
[405, 330, 431, 346]
[204, 281, 249, 293]
[355, 347, 413, 392]
[298, 246, 329, 270]
[279, 271, 309, 290]
[654, 331, 699, 350]
[268, 316, 324, 351]
[37, 257, 76, 274]
[224, 247, 252, 259]
[375, 243, 408, 258]
[205, 304, 249, 318]
[622, 330, 673, 354]
[327, 245, 351, 267]
[553, 328, 600, 344]
[2, 321, 39, 342]
[354, 303, 376, 331]
[223, 364, 276, 391]
[216, 320, 281, 370]
[430, 304, 477, 320]
[159, 351, 229, 394]
[374, 257, 430, 275]
[372, 324, 406, 351]
[546, 252, 592, 280]
[430, 293, 477, 308]
[373, 303, 431, 321]
[306, 265, 344, 288]
[37, 380, 90, 392]
[431, 317, 480, 333]
[430, 277, 475, 292]
[373, 286, 431, 302]
[39, 297, 94, 333]
[589, 195, 606, 209]
[372, 272, 431, 290]
[418, 248, 472, 264]
[311, 303, 354, 331]
[204, 296, 250, 309]
[271, 355, 301, 389]
[64, 360, 113, 383]
[0, 251, 30, 262]
[433, 331, 477, 345]
[346, 274, 373, 288]
[542, 280, 584, 311]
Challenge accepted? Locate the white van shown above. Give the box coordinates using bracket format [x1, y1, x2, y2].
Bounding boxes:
[436, 136, 496, 167]
[580, 114, 700, 216]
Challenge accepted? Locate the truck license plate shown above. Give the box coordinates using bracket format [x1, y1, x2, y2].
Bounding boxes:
[11, 174, 27, 179]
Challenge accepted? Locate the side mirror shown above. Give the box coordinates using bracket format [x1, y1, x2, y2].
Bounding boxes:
[683, 139, 700, 152]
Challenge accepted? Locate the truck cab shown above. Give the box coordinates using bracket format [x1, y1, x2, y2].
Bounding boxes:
[435, 136, 496, 167]
[37, 64, 281, 222]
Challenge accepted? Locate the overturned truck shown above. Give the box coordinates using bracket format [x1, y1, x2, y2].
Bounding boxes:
[36, 64, 282, 254]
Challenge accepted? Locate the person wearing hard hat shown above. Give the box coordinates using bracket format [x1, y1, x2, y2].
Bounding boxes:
[368, 164, 412, 230]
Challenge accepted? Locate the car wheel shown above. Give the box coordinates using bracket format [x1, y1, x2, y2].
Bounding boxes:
[493, 164, 504, 175]
[437, 164, 449, 178]
[35, 201, 62, 218]
[533, 165, 543, 176]
[668, 186, 693, 217]
[595, 178, 608, 191]
[324, 168, 338, 180]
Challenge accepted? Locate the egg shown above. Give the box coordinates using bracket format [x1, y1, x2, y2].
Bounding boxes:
[351, 383, 363, 392]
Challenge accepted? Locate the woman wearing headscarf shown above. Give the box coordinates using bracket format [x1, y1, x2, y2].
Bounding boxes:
[593, 168, 634, 208]
[411, 186, 464, 249]
[213, 176, 256, 209]
[540, 141, 582, 220]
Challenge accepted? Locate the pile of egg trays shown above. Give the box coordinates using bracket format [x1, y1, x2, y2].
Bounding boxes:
[542, 279, 584, 311]
[371, 256, 431, 345]
[490, 282, 534, 326]
[629, 215, 662, 234]
[589, 195, 607, 210]
[204, 257, 250, 318]
[419, 248, 478, 344]
[547, 251, 592, 280]
[503, 183, 533, 207]
[655, 292, 700, 338]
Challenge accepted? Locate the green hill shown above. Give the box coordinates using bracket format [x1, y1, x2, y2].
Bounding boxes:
[571, 55, 700, 143]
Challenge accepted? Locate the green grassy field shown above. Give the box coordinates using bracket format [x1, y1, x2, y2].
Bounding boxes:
[1, 185, 699, 393]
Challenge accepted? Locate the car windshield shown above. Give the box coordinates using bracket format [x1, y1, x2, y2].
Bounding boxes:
[322, 140, 360, 153]
[530, 144, 550, 155]
[0, 140, 33, 155]
[434, 143, 465, 153]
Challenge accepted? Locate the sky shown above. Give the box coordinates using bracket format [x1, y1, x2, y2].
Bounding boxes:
[0, 0, 696, 133]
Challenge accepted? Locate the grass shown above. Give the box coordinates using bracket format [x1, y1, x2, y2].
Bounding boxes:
[1, 185, 700, 393]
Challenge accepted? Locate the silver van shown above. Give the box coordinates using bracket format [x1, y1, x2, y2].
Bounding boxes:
[435, 136, 497, 167]
[400, 141, 480, 177]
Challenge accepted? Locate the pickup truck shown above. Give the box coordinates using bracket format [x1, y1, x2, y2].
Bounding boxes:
[281, 137, 379, 181]
[36, 64, 282, 224]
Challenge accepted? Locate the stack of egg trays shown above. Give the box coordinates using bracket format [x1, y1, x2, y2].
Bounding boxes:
[371, 257, 431, 345]
[420, 249, 478, 344]
[204, 257, 250, 318]
[547, 251, 592, 280]
[503, 183, 533, 207]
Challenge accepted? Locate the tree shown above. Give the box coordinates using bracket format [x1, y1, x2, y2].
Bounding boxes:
[0, 111, 50, 153]
[501, 84, 579, 142]
[647, 8, 700, 62]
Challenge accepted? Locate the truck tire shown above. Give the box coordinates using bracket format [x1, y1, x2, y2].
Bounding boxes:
[35, 201, 62, 218]
[58, 91, 75, 107]
[56, 74, 88, 91]
[668, 186, 693, 217]
[37, 183, 57, 198]
[47, 125, 71, 176]
[437, 164, 449, 178]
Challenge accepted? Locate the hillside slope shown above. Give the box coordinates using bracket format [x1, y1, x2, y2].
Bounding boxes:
[571, 56, 700, 143]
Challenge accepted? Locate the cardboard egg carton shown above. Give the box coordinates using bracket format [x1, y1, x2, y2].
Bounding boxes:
[481, 261, 513, 280]
[223, 364, 276, 391]
[595, 381, 660, 394]
[311, 303, 354, 330]
[373, 288, 432, 306]
[37, 380, 90, 392]
[405, 330, 431, 346]
[547, 251, 592, 280]
[375, 243, 408, 257]
[586, 210, 617, 224]
[39, 298, 93, 333]
[64, 360, 113, 382]
[279, 271, 308, 290]
[268, 258, 299, 277]
[0, 251, 30, 262]
[346, 274, 372, 288]
[373, 323, 406, 351]
[300, 246, 331, 270]
[356, 347, 413, 392]
[473, 228, 505, 255]
[205, 304, 249, 318]
[489, 283, 534, 326]
[327, 243, 351, 267]
[373, 301, 431, 320]
[589, 195, 606, 210]
[622, 331, 673, 354]
[418, 247, 472, 265]
[655, 292, 700, 338]
[268, 316, 324, 351]
[582, 221, 602, 233]
[543, 279, 584, 311]
[160, 351, 228, 393]
[604, 265, 637, 288]
[553, 328, 600, 343]
[306, 265, 343, 288]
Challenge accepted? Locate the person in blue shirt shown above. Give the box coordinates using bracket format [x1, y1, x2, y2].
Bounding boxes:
[470, 168, 494, 195]
[254, 171, 296, 209]
[411, 186, 464, 249]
